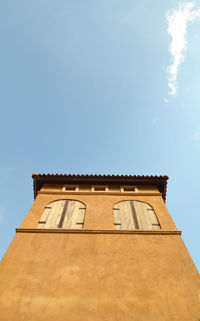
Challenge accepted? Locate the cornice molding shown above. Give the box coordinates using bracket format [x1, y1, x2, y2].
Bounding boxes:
[16, 228, 181, 235]
[37, 191, 162, 197]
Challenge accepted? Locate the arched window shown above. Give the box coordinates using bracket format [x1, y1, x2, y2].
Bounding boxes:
[38, 200, 86, 229]
[113, 201, 160, 230]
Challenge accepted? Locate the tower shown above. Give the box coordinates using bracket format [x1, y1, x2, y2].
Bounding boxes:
[0, 174, 199, 320]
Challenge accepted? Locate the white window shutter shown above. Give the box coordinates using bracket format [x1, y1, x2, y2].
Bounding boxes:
[113, 201, 161, 230]
[62, 200, 86, 229]
[37, 206, 51, 228]
[38, 200, 85, 229]
[113, 201, 135, 229]
[113, 205, 122, 229]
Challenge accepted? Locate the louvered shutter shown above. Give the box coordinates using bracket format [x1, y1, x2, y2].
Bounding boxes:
[120, 201, 135, 229]
[38, 201, 64, 229]
[38, 200, 86, 229]
[62, 200, 86, 229]
[133, 201, 160, 230]
[113, 201, 136, 229]
[113, 201, 160, 230]
[113, 205, 122, 229]
[37, 205, 52, 228]
[133, 201, 150, 229]
[146, 208, 161, 230]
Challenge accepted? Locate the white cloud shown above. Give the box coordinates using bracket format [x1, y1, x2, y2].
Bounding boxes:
[192, 130, 200, 141]
[166, 2, 200, 96]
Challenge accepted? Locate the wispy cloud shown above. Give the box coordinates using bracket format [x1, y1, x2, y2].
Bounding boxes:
[166, 2, 200, 96]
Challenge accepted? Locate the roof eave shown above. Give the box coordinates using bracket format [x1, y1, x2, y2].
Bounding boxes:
[32, 174, 169, 202]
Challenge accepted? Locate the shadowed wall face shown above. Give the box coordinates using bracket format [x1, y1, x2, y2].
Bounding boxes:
[0, 178, 199, 321]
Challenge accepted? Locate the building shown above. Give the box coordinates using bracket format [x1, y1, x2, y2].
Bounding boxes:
[0, 174, 199, 320]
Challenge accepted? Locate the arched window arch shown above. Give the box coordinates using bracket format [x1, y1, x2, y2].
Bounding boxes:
[113, 200, 160, 230]
[38, 200, 86, 229]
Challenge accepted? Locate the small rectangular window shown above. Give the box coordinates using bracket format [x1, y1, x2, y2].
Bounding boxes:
[62, 185, 79, 192]
[91, 186, 108, 192]
[66, 186, 77, 191]
[123, 187, 135, 192]
[94, 186, 106, 191]
[121, 186, 137, 192]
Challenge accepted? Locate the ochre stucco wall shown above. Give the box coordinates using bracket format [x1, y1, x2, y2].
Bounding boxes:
[0, 187, 199, 321]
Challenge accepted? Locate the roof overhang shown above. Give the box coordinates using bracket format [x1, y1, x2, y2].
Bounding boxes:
[32, 174, 169, 202]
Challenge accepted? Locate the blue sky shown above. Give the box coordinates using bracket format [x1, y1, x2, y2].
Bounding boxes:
[0, 0, 200, 271]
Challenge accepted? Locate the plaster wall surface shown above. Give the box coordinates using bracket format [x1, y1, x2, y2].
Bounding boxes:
[0, 187, 199, 321]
